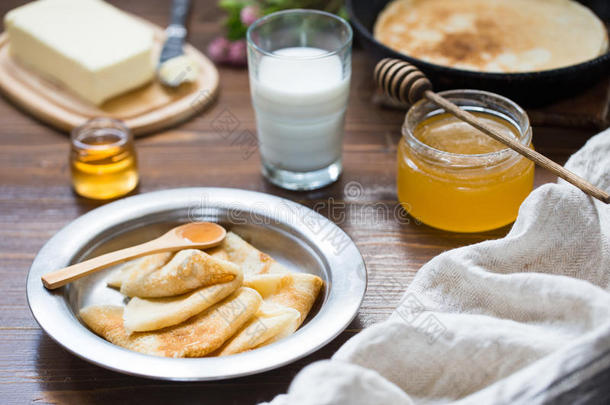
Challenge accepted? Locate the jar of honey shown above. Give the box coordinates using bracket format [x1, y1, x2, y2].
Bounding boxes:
[70, 118, 138, 200]
[397, 90, 534, 232]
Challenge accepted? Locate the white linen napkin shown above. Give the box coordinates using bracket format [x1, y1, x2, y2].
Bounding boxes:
[264, 127, 610, 405]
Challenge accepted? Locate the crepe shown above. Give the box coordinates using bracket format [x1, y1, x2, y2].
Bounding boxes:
[212, 232, 323, 324]
[81, 231, 324, 358]
[214, 273, 322, 356]
[118, 249, 241, 298]
[244, 273, 324, 325]
[203, 233, 324, 355]
[123, 269, 243, 333]
[80, 287, 262, 358]
[207, 245, 229, 261]
[374, 0, 609, 73]
[218, 302, 300, 356]
[107, 252, 172, 288]
[216, 232, 289, 276]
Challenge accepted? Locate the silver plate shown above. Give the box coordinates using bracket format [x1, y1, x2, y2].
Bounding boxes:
[26, 188, 367, 381]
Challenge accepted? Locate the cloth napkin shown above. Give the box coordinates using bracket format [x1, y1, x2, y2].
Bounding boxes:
[265, 128, 610, 405]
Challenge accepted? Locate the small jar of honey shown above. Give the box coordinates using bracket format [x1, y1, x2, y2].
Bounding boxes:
[70, 118, 138, 200]
[397, 90, 534, 232]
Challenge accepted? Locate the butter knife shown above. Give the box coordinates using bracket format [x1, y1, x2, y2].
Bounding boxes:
[158, 0, 197, 87]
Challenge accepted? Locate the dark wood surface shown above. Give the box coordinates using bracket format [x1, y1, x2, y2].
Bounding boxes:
[0, 1, 605, 404]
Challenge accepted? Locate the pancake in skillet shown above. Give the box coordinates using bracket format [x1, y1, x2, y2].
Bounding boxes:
[374, 0, 608, 73]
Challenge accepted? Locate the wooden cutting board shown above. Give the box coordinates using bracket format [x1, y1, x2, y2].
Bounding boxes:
[0, 20, 219, 136]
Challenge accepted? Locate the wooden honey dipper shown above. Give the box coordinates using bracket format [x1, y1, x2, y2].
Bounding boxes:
[374, 58, 610, 204]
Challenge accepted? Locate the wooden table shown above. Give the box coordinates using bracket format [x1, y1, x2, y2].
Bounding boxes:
[0, 1, 603, 403]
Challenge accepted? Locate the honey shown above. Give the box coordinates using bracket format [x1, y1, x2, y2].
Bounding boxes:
[70, 118, 138, 200]
[414, 113, 518, 154]
[397, 90, 534, 232]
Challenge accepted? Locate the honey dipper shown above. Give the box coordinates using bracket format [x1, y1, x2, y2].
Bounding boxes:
[374, 58, 610, 204]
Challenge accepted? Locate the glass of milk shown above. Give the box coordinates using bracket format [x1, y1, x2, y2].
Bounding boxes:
[247, 9, 352, 190]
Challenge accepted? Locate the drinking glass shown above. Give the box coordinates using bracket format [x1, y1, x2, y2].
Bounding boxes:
[247, 9, 352, 190]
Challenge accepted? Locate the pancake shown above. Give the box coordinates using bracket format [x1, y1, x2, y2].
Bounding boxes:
[81, 231, 324, 358]
[106, 252, 172, 288]
[206, 232, 324, 355]
[244, 273, 324, 325]
[122, 269, 243, 333]
[80, 287, 262, 358]
[118, 249, 241, 298]
[215, 232, 291, 276]
[211, 232, 323, 324]
[218, 302, 300, 356]
[374, 0, 608, 73]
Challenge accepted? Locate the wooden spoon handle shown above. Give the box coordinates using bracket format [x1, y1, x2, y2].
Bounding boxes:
[41, 239, 167, 290]
[374, 58, 610, 204]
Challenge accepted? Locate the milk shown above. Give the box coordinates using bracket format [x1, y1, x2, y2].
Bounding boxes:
[250, 47, 350, 172]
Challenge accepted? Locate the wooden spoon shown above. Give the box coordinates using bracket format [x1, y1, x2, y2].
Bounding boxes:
[41, 222, 226, 290]
[374, 58, 610, 204]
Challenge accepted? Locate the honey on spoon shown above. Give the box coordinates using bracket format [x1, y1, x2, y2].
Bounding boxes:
[41, 222, 226, 289]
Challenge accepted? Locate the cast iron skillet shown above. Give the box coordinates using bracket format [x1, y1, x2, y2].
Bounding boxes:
[346, 0, 610, 106]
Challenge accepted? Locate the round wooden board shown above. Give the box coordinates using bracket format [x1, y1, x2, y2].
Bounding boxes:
[0, 21, 219, 136]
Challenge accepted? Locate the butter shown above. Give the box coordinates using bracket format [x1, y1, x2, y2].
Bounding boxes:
[158, 55, 199, 87]
[4, 0, 155, 105]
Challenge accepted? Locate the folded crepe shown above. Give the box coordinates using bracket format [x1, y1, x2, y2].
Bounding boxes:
[207, 233, 324, 355]
[80, 287, 262, 358]
[245, 273, 324, 325]
[207, 245, 229, 261]
[82, 232, 324, 358]
[215, 232, 289, 276]
[218, 302, 300, 356]
[123, 269, 243, 333]
[107, 252, 173, 288]
[214, 273, 323, 356]
[213, 232, 324, 324]
[118, 249, 241, 298]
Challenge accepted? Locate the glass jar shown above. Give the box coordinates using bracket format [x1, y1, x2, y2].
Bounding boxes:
[70, 118, 138, 200]
[397, 90, 534, 233]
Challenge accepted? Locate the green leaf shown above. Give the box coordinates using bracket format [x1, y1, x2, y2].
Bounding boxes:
[219, 0, 250, 40]
[219, 0, 247, 11]
[220, 0, 347, 39]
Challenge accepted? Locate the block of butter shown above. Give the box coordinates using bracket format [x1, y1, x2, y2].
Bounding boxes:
[4, 0, 155, 105]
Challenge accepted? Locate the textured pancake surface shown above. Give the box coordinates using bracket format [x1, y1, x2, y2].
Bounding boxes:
[81, 231, 324, 357]
[217, 232, 290, 276]
[123, 269, 243, 332]
[106, 252, 172, 288]
[119, 249, 241, 298]
[218, 302, 300, 356]
[80, 287, 262, 358]
[244, 273, 324, 325]
[374, 0, 608, 72]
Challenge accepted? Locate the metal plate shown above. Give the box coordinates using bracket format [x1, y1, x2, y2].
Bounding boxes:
[26, 188, 367, 381]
